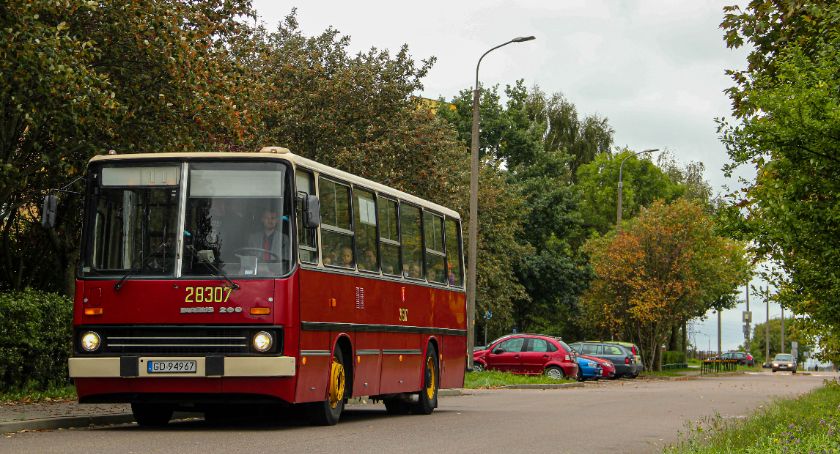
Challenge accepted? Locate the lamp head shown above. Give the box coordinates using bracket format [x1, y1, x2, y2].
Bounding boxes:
[512, 36, 536, 43]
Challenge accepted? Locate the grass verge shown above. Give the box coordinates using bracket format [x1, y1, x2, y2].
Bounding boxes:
[666, 379, 840, 453]
[464, 370, 574, 388]
[640, 368, 692, 377]
[0, 385, 76, 404]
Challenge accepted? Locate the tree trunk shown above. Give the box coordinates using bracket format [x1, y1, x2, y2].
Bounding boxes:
[668, 324, 679, 351]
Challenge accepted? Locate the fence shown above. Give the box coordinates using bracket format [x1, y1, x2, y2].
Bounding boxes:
[700, 359, 739, 375]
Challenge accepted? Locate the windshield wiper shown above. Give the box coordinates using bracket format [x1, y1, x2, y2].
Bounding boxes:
[187, 245, 240, 290]
[114, 241, 169, 291]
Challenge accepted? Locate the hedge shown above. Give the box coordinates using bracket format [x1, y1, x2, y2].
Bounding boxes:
[663, 350, 687, 365]
[0, 289, 73, 391]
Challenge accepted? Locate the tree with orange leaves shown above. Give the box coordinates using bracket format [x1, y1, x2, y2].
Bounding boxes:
[581, 198, 750, 370]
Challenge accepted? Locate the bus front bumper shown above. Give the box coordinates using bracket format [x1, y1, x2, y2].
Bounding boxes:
[69, 356, 296, 378]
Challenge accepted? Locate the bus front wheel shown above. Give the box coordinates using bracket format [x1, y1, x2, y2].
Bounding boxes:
[307, 347, 346, 426]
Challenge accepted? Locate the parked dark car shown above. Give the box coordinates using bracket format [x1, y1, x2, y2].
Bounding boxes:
[473, 334, 579, 379]
[720, 351, 754, 366]
[587, 340, 644, 371]
[569, 342, 638, 378]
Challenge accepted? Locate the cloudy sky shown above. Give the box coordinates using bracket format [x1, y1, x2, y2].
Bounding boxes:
[252, 0, 784, 352]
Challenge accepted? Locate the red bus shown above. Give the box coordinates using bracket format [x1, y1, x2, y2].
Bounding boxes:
[67, 147, 466, 426]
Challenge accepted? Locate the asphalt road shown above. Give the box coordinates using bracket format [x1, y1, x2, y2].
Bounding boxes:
[2, 371, 834, 454]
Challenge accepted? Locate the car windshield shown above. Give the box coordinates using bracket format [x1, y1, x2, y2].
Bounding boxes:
[775, 354, 793, 361]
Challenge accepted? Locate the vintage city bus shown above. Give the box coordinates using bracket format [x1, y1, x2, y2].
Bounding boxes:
[66, 147, 466, 426]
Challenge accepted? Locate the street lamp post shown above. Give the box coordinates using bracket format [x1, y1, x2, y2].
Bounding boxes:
[467, 36, 534, 369]
[616, 148, 659, 232]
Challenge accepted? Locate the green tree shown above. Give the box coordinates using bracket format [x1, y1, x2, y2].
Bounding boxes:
[575, 150, 683, 235]
[719, 1, 840, 355]
[1, 0, 256, 292]
[437, 84, 611, 337]
[580, 198, 751, 369]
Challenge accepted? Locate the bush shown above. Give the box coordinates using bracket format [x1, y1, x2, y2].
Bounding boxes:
[663, 350, 687, 365]
[0, 289, 73, 391]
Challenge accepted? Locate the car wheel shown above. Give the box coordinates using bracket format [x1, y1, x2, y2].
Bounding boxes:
[307, 347, 346, 426]
[131, 403, 173, 427]
[473, 362, 485, 372]
[545, 366, 565, 380]
[411, 345, 439, 415]
[792, 369, 796, 374]
[772, 369, 777, 373]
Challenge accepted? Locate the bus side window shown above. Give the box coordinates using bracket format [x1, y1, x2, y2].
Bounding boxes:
[445, 218, 464, 287]
[379, 198, 401, 276]
[354, 188, 378, 272]
[424, 211, 446, 283]
[319, 177, 354, 268]
[400, 203, 423, 279]
[295, 170, 318, 264]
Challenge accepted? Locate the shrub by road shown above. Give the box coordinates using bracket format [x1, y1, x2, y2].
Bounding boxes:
[0, 289, 72, 392]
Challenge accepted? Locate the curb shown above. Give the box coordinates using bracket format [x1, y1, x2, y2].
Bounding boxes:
[1, 413, 135, 433]
[501, 382, 584, 389]
[1, 391, 467, 433]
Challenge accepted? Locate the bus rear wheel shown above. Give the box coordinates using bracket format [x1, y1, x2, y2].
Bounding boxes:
[411, 345, 439, 415]
[307, 347, 346, 426]
[131, 403, 173, 427]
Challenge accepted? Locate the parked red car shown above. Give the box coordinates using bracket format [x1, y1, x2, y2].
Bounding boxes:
[473, 334, 579, 379]
[582, 354, 616, 379]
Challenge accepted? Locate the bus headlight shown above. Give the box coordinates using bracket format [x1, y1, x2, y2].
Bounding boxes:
[252, 331, 273, 352]
[81, 331, 101, 352]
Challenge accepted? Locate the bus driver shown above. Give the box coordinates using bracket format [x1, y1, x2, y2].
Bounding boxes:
[247, 209, 288, 272]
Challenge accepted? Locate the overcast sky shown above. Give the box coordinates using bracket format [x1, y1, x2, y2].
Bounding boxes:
[252, 0, 781, 352]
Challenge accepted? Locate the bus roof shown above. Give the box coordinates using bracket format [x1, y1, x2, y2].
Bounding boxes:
[89, 148, 461, 219]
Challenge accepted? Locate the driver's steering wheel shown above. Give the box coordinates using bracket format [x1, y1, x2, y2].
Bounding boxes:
[233, 247, 281, 260]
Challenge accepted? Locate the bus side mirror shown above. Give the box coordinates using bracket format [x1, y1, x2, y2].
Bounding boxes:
[304, 195, 320, 228]
[41, 194, 58, 228]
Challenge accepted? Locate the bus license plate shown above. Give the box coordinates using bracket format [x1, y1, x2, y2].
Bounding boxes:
[147, 360, 197, 374]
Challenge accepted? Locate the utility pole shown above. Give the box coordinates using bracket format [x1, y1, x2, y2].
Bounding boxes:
[765, 286, 770, 365]
[781, 305, 785, 354]
[717, 310, 722, 357]
[744, 284, 751, 348]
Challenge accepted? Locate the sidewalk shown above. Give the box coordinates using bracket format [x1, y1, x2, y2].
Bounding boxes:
[0, 389, 467, 433]
[0, 401, 134, 433]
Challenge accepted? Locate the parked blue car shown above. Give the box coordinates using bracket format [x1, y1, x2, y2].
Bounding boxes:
[576, 356, 602, 381]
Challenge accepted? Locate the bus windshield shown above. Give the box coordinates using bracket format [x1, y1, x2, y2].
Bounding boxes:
[182, 162, 290, 278]
[81, 161, 291, 279]
[84, 165, 180, 276]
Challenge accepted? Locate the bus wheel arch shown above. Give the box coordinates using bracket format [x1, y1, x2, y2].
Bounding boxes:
[307, 335, 353, 426]
[333, 335, 354, 398]
[413, 340, 440, 414]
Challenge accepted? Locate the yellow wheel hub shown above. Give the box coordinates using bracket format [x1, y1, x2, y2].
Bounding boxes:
[425, 356, 437, 400]
[328, 359, 345, 409]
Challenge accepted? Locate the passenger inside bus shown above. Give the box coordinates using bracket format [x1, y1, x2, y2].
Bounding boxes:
[339, 246, 354, 267]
